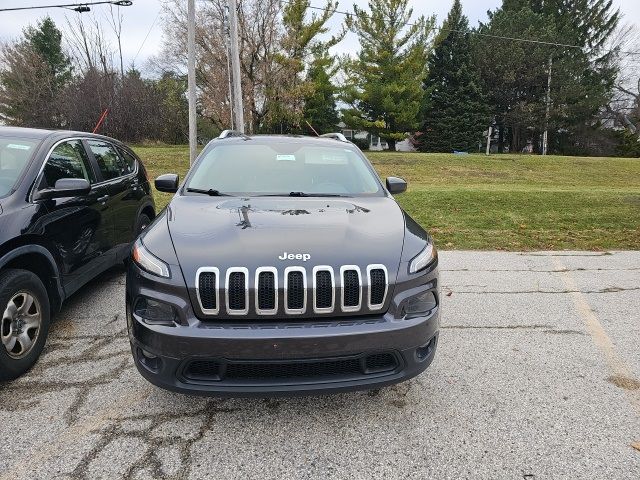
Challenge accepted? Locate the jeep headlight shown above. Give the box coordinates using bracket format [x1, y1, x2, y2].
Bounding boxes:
[132, 239, 170, 278]
[409, 244, 437, 273]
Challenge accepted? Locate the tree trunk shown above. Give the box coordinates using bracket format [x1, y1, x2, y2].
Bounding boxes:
[387, 139, 396, 151]
[498, 124, 505, 153]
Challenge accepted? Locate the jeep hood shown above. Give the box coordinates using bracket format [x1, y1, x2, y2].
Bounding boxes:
[166, 196, 405, 285]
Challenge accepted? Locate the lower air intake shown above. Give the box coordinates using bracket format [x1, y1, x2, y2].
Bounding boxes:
[182, 353, 399, 384]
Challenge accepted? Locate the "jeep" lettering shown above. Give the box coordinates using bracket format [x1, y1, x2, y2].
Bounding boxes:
[278, 251, 311, 262]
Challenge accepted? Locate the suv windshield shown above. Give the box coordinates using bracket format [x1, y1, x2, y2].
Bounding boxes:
[185, 142, 383, 197]
[0, 137, 39, 198]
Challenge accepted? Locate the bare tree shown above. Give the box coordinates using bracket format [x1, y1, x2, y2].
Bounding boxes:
[65, 13, 115, 75]
[157, 0, 342, 133]
[107, 5, 125, 77]
[603, 23, 640, 135]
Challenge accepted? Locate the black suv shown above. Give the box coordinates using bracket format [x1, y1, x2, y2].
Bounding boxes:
[0, 127, 154, 380]
[128, 132, 439, 396]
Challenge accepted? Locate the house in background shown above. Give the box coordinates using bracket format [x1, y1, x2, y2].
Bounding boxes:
[339, 123, 417, 152]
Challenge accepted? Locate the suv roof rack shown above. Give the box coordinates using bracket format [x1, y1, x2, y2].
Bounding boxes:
[218, 130, 250, 139]
[319, 132, 349, 142]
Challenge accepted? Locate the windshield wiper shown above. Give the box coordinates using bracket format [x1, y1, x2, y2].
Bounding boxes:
[186, 188, 232, 196]
[289, 192, 348, 197]
[249, 192, 349, 198]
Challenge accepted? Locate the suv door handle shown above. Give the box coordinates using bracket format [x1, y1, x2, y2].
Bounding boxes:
[97, 194, 110, 203]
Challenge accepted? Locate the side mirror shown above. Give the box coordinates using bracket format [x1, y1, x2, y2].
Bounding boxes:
[33, 178, 91, 200]
[386, 176, 407, 194]
[155, 173, 179, 193]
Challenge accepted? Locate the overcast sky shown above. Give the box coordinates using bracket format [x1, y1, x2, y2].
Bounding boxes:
[0, 0, 639, 69]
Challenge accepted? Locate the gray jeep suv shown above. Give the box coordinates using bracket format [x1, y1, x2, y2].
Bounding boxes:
[126, 133, 439, 396]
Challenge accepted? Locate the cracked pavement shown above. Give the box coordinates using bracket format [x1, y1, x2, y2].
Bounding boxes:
[1, 251, 639, 479]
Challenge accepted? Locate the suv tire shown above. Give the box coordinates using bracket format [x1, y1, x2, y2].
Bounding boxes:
[135, 213, 151, 236]
[0, 269, 51, 381]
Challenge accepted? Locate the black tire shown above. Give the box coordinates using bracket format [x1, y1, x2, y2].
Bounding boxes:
[135, 213, 151, 237]
[0, 269, 51, 381]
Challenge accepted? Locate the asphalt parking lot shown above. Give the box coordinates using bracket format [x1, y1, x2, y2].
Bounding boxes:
[0, 251, 639, 479]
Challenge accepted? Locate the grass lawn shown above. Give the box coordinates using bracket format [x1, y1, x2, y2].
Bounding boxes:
[132, 145, 640, 251]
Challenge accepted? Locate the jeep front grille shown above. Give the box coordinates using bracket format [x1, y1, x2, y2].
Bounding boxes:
[285, 267, 306, 314]
[225, 268, 248, 314]
[196, 264, 388, 317]
[341, 266, 362, 311]
[367, 265, 388, 309]
[313, 268, 334, 312]
[256, 267, 277, 314]
[196, 267, 219, 315]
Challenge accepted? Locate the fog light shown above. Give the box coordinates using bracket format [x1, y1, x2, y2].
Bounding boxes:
[134, 297, 177, 326]
[404, 291, 437, 319]
[137, 347, 162, 372]
[416, 337, 437, 361]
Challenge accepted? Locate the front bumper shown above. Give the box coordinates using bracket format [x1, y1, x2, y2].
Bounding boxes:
[126, 264, 440, 397]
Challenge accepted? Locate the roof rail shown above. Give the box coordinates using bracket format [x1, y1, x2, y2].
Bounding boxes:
[218, 129, 250, 139]
[319, 132, 349, 142]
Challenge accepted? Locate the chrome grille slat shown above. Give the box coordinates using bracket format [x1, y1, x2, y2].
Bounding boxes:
[225, 267, 249, 315]
[340, 265, 362, 312]
[367, 264, 388, 310]
[255, 267, 278, 315]
[285, 266, 307, 314]
[312, 266, 335, 314]
[196, 264, 387, 316]
[195, 267, 220, 315]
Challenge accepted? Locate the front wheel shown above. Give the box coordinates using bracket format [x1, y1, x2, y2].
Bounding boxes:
[135, 213, 151, 237]
[0, 269, 51, 381]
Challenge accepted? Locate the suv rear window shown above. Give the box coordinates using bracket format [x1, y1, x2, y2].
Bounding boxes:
[87, 140, 128, 180]
[116, 147, 137, 174]
[0, 137, 39, 198]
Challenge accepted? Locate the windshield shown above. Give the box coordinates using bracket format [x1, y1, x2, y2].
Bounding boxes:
[0, 137, 39, 198]
[185, 142, 383, 197]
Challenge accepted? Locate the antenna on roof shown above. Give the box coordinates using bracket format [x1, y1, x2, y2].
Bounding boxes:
[305, 120, 320, 137]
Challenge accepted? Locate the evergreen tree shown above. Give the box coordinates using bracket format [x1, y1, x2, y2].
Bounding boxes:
[342, 0, 436, 151]
[474, 0, 620, 153]
[24, 16, 73, 90]
[261, 0, 343, 133]
[0, 17, 71, 127]
[303, 48, 340, 134]
[419, 0, 490, 152]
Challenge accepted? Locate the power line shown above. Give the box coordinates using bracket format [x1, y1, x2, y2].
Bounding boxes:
[133, 9, 161, 64]
[277, 0, 640, 57]
[0, 1, 132, 13]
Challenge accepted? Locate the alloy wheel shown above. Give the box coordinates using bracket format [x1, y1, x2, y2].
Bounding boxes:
[1, 291, 42, 359]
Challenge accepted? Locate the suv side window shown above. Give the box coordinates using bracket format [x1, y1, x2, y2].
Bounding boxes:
[116, 147, 137, 174]
[87, 140, 127, 181]
[41, 140, 95, 189]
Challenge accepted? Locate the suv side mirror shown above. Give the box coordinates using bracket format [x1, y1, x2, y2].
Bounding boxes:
[155, 174, 179, 193]
[386, 176, 407, 194]
[33, 178, 91, 200]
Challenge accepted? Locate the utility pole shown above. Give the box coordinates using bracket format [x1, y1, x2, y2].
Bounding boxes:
[223, 5, 234, 129]
[542, 55, 552, 156]
[187, 0, 197, 165]
[485, 125, 492, 156]
[228, 0, 244, 133]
